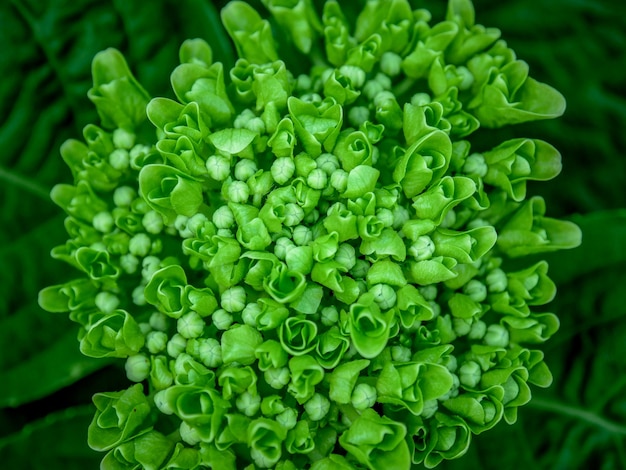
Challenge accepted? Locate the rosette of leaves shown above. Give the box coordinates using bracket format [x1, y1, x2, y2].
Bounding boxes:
[39, 0, 581, 468]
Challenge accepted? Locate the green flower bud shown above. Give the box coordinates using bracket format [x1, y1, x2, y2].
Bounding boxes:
[351, 383, 377, 411]
[321, 306, 339, 326]
[242, 302, 262, 327]
[420, 285, 438, 301]
[177, 311, 205, 339]
[370, 284, 397, 310]
[138, 322, 151, 336]
[211, 309, 233, 330]
[292, 225, 313, 246]
[95, 291, 120, 313]
[235, 159, 258, 181]
[463, 153, 488, 177]
[486, 268, 508, 293]
[304, 393, 331, 421]
[112, 128, 135, 149]
[206, 155, 231, 181]
[329, 169, 348, 193]
[391, 345, 412, 362]
[453, 318, 472, 336]
[149, 311, 169, 331]
[316, 153, 340, 175]
[198, 338, 222, 368]
[307, 168, 328, 189]
[274, 237, 295, 260]
[109, 148, 130, 170]
[129, 233, 151, 257]
[411, 92, 430, 106]
[141, 256, 161, 281]
[295, 74, 312, 93]
[376, 208, 394, 227]
[334, 243, 356, 271]
[276, 408, 298, 431]
[468, 320, 487, 340]
[409, 235, 435, 261]
[246, 116, 266, 135]
[380, 52, 402, 77]
[459, 361, 482, 388]
[463, 279, 488, 302]
[213, 205, 235, 229]
[113, 186, 136, 207]
[167, 333, 187, 358]
[93, 211, 114, 233]
[150, 355, 173, 390]
[125, 354, 150, 382]
[185, 214, 208, 238]
[265, 367, 290, 389]
[217, 228, 234, 239]
[228, 180, 250, 203]
[131, 197, 149, 215]
[363, 79, 385, 100]
[348, 106, 370, 127]
[271, 157, 296, 185]
[132, 284, 146, 306]
[179, 421, 202, 446]
[350, 259, 370, 279]
[146, 330, 168, 354]
[221, 286, 246, 312]
[236, 391, 262, 417]
[283, 203, 304, 226]
[484, 324, 510, 348]
[339, 65, 366, 88]
[142, 210, 164, 234]
[374, 72, 392, 89]
[391, 205, 409, 229]
[422, 399, 439, 419]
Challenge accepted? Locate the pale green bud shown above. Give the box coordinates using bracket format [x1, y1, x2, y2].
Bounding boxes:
[142, 210, 164, 234]
[129, 233, 151, 257]
[132, 284, 146, 306]
[95, 291, 120, 313]
[146, 330, 168, 354]
[486, 268, 508, 293]
[391, 345, 412, 362]
[392, 205, 410, 229]
[265, 367, 291, 389]
[463, 153, 488, 177]
[484, 324, 510, 347]
[283, 203, 304, 226]
[411, 92, 431, 106]
[380, 51, 403, 77]
[221, 286, 246, 312]
[212, 308, 233, 330]
[348, 106, 370, 127]
[274, 237, 295, 260]
[236, 391, 262, 417]
[453, 318, 472, 336]
[179, 421, 201, 446]
[422, 399, 439, 419]
[307, 168, 328, 189]
[167, 333, 187, 358]
[177, 311, 205, 339]
[198, 338, 223, 368]
[113, 186, 136, 207]
[235, 159, 258, 181]
[329, 169, 348, 193]
[125, 354, 150, 382]
[459, 361, 482, 388]
[350, 259, 370, 279]
[409, 236, 435, 261]
[113, 128, 136, 149]
[227, 180, 249, 203]
[292, 225, 313, 246]
[119, 253, 138, 274]
[109, 148, 130, 170]
[213, 205, 235, 229]
[271, 157, 296, 185]
[316, 153, 340, 175]
[304, 393, 331, 421]
[468, 320, 487, 340]
[335, 243, 356, 271]
[206, 155, 230, 180]
[93, 211, 114, 233]
[321, 306, 339, 326]
[351, 383, 377, 411]
[463, 279, 488, 302]
[149, 311, 169, 331]
[370, 284, 397, 310]
[376, 208, 394, 227]
[242, 302, 262, 327]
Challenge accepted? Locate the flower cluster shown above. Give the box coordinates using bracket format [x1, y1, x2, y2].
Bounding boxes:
[39, 0, 581, 468]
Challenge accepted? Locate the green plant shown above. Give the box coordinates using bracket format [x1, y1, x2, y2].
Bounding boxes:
[33, 0, 584, 468]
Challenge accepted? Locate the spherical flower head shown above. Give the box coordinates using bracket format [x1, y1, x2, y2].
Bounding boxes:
[41, 1, 581, 468]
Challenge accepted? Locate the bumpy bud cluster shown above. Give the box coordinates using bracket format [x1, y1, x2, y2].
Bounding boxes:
[39, 0, 580, 469]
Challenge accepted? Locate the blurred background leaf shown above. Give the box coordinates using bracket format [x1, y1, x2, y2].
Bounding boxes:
[1, 0, 624, 468]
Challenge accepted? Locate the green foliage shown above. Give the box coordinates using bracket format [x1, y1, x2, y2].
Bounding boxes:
[1, 0, 625, 469]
